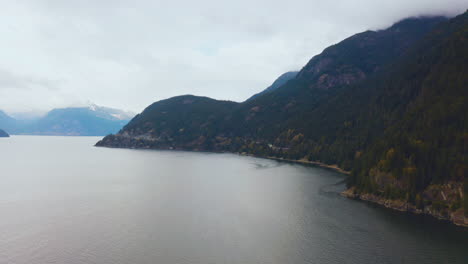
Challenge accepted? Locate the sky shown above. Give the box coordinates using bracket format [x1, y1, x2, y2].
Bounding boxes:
[0, 0, 466, 114]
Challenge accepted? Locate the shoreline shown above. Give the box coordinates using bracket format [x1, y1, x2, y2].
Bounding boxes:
[96, 143, 350, 175]
[96, 143, 466, 228]
[341, 187, 467, 228]
[260, 156, 350, 174]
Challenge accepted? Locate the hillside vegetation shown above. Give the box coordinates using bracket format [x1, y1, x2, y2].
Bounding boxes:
[97, 13, 467, 226]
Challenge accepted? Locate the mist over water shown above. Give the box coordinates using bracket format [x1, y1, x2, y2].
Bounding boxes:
[0, 136, 466, 264]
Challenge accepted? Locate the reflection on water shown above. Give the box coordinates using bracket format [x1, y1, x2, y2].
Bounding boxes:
[0, 136, 466, 264]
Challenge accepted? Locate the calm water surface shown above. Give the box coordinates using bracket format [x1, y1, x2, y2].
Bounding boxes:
[0, 136, 466, 264]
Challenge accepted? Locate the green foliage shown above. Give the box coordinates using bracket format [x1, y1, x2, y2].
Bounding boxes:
[465, 177, 468, 217]
[350, 12, 468, 198]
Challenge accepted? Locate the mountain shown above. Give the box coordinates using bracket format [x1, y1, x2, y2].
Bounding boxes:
[247, 71, 298, 101]
[0, 105, 134, 136]
[96, 14, 466, 225]
[0, 129, 9, 137]
[86, 104, 135, 121]
[0, 110, 18, 130]
[8, 111, 46, 121]
[342, 12, 468, 225]
[98, 95, 238, 149]
[98, 15, 447, 151]
[296, 16, 449, 84]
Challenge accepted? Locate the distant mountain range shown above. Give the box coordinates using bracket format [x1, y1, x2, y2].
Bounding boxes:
[247, 71, 298, 101]
[96, 12, 467, 226]
[0, 105, 134, 136]
[0, 128, 9, 137]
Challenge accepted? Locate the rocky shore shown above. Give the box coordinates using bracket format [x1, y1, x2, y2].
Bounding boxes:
[97, 135, 466, 228]
[342, 187, 467, 228]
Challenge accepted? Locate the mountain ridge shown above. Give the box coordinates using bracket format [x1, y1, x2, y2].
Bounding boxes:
[0, 105, 134, 136]
[247, 71, 298, 101]
[96, 14, 466, 226]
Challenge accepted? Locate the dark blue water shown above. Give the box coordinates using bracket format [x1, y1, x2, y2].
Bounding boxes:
[0, 136, 466, 264]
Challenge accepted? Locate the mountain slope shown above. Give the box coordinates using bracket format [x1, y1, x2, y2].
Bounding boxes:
[0, 110, 18, 132]
[297, 17, 448, 85]
[247, 71, 298, 101]
[224, 16, 449, 144]
[0, 129, 9, 137]
[98, 95, 238, 149]
[96, 14, 466, 225]
[341, 12, 468, 225]
[98, 16, 448, 150]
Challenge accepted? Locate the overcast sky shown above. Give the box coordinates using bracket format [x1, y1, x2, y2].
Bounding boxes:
[0, 0, 466, 114]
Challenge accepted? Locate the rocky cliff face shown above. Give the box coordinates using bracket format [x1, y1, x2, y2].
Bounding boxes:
[296, 17, 447, 89]
[342, 182, 466, 227]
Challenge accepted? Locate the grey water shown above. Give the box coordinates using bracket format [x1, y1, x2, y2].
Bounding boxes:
[0, 136, 466, 264]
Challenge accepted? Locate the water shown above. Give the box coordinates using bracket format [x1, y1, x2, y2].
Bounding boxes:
[0, 136, 466, 264]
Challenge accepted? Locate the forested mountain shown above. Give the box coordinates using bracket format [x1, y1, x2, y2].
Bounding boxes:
[345, 12, 467, 225]
[97, 15, 447, 154]
[96, 13, 467, 226]
[0, 105, 134, 136]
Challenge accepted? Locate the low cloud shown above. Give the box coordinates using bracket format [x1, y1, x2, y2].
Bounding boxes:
[0, 69, 60, 91]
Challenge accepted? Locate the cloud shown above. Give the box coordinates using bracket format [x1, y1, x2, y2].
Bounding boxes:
[0, 69, 60, 91]
[0, 0, 465, 113]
